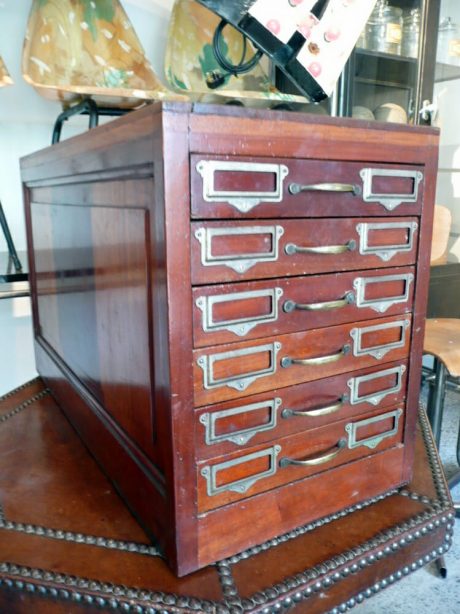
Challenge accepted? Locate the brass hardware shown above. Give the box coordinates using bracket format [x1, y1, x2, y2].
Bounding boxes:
[200, 398, 281, 446]
[350, 319, 410, 360]
[346, 409, 403, 450]
[281, 344, 351, 368]
[282, 398, 346, 419]
[196, 160, 289, 213]
[360, 168, 423, 211]
[347, 365, 406, 406]
[279, 438, 346, 468]
[353, 273, 414, 313]
[283, 291, 355, 313]
[196, 287, 283, 337]
[194, 225, 284, 274]
[289, 182, 361, 195]
[201, 445, 281, 496]
[285, 240, 356, 256]
[356, 221, 418, 262]
[197, 342, 282, 392]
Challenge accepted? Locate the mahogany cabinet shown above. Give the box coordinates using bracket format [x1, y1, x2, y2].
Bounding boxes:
[21, 102, 439, 576]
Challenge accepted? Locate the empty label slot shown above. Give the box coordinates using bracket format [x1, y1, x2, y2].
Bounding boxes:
[212, 294, 274, 324]
[215, 454, 272, 489]
[212, 349, 273, 382]
[358, 371, 399, 397]
[360, 325, 403, 349]
[354, 415, 397, 442]
[370, 175, 415, 196]
[363, 278, 408, 301]
[214, 170, 277, 194]
[210, 232, 274, 258]
[367, 226, 410, 248]
[214, 405, 273, 439]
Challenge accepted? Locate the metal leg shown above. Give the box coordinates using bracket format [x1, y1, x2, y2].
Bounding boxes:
[51, 100, 130, 144]
[426, 358, 447, 449]
[0, 201, 22, 273]
[456, 417, 460, 467]
[434, 556, 448, 578]
[448, 422, 460, 518]
[447, 473, 460, 518]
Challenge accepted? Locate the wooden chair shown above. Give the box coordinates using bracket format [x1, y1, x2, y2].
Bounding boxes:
[424, 205, 460, 517]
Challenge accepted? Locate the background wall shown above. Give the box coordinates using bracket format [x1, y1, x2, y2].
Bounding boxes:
[0, 0, 175, 395]
[434, 0, 460, 257]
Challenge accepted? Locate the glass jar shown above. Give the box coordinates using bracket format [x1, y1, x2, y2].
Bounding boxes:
[402, 8, 420, 59]
[437, 17, 460, 66]
[365, 1, 403, 55]
[356, 26, 366, 49]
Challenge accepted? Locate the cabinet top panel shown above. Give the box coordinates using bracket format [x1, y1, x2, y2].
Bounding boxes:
[20, 101, 439, 185]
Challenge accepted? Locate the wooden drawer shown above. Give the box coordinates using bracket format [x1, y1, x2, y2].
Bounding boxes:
[195, 359, 408, 461]
[191, 218, 419, 284]
[193, 314, 411, 406]
[197, 406, 404, 512]
[191, 155, 424, 219]
[192, 266, 415, 347]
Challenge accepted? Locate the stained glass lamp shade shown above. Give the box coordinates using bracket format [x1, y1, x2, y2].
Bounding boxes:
[165, 0, 307, 106]
[0, 56, 13, 87]
[22, 0, 182, 108]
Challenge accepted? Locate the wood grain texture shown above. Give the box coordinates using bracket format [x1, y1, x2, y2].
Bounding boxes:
[192, 266, 415, 347]
[197, 446, 406, 566]
[196, 406, 404, 512]
[191, 154, 424, 219]
[191, 217, 419, 284]
[193, 315, 412, 406]
[194, 359, 409, 461]
[21, 102, 438, 575]
[424, 318, 460, 377]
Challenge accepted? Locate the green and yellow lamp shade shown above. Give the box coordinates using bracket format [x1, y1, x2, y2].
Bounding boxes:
[0, 56, 13, 87]
[22, 0, 182, 108]
[165, 0, 307, 107]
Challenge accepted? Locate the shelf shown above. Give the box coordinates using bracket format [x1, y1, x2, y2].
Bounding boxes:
[354, 76, 414, 90]
[0, 251, 28, 284]
[354, 48, 418, 91]
[435, 61, 460, 83]
[356, 48, 417, 64]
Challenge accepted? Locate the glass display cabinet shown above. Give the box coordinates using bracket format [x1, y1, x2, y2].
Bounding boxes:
[275, 1, 458, 128]
[338, 0, 442, 126]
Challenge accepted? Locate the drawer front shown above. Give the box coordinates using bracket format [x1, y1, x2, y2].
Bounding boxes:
[197, 406, 404, 512]
[191, 155, 424, 219]
[191, 218, 419, 284]
[192, 266, 415, 346]
[195, 359, 408, 460]
[193, 315, 411, 406]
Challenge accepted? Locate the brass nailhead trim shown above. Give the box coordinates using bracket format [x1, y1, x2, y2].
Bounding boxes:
[0, 386, 454, 613]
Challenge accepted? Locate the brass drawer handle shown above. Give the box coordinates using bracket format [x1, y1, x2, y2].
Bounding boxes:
[289, 182, 361, 195]
[280, 438, 346, 468]
[281, 344, 351, 368]
[284, 291, 355, 313]
[285, 240, 356, 256]
[282, 398, 345, 419]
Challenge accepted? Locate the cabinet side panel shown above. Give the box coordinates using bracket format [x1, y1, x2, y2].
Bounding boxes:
[402, 148, 439, 481]
[29, 184, 156, 460]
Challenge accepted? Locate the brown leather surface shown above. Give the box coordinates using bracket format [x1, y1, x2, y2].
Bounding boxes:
[0, 379, 455, 613]
[424, 318, 460, 377]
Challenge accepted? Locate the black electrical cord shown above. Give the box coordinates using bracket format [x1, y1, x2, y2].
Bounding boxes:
[212, 19, 263, 77]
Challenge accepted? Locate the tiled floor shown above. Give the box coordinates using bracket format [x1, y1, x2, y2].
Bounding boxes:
[356, 385, 460, 613]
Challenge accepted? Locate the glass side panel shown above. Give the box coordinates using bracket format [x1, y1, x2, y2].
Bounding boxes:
[434, 0, 460, 263]
[351, 0, 423, 124]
